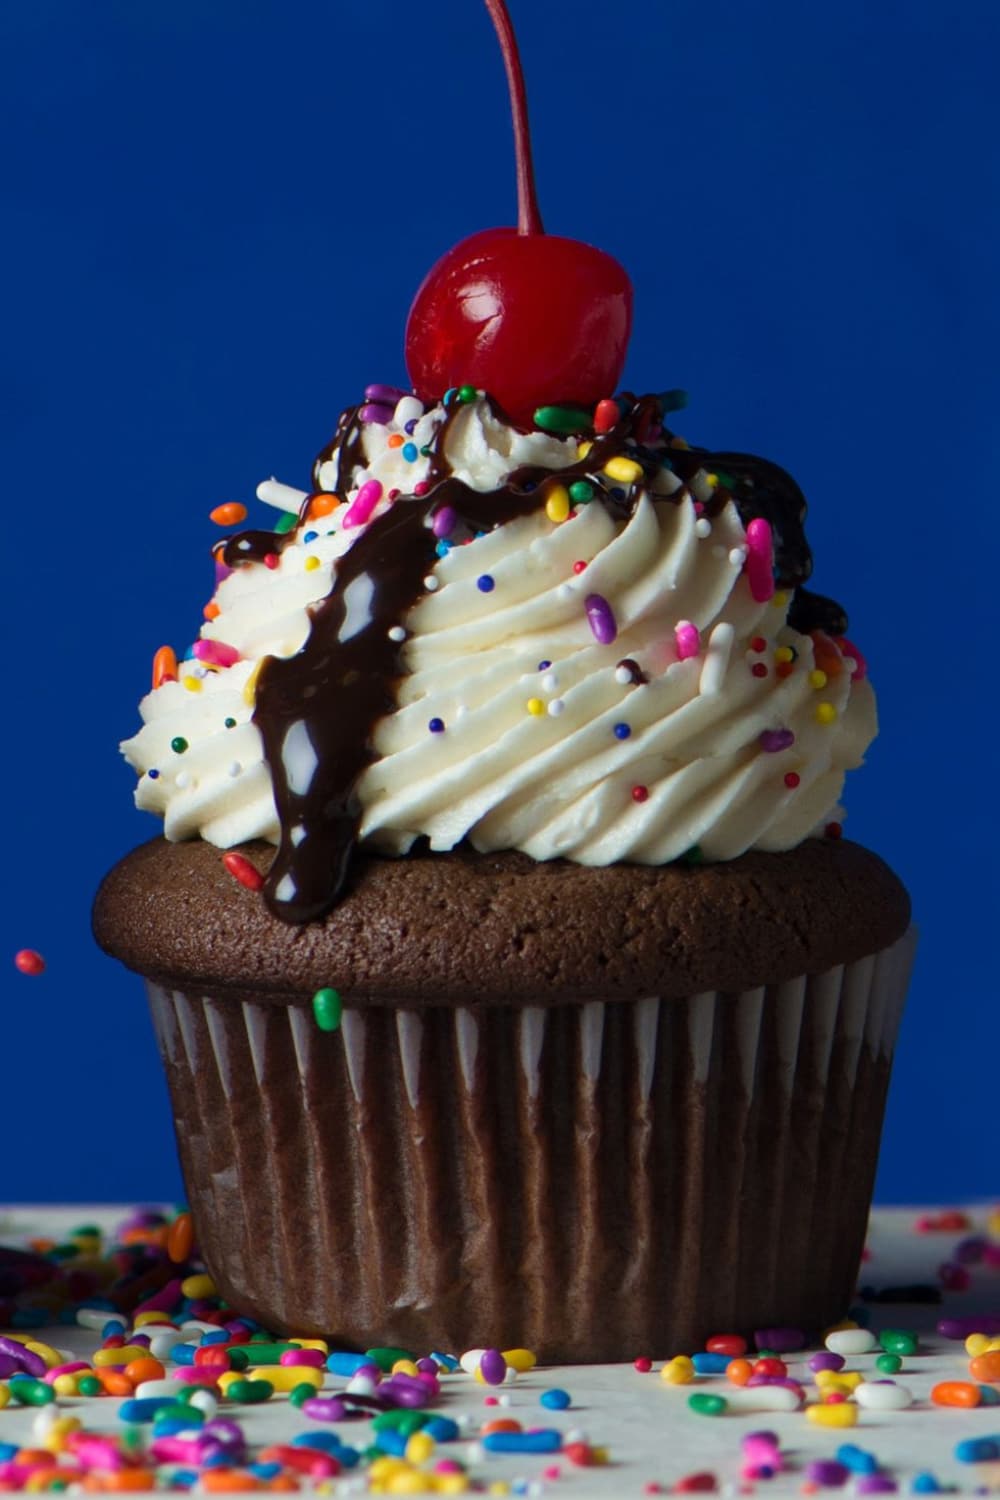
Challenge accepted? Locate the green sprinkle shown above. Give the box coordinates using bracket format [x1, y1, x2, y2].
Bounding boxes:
[77, 1376, 102, 1396]
[312, 987, 342, 1032]
[224, 717, 237, 728]
[688, 1392, 728, 1416]
[457, 385, 478, 404]
[658, 388, 689, 413]
[879, 1329, 918, 1357]
[419, 444, 432, 457]
[713, 469, 736, 490]
[289, 1382, 316, 1408]
[237, 1342, 300, 1363]
[533, 404, 592, 435]
[568, 480, 595, 504]
[228, 1347, 250, 1371]
[226, 1378, 274, 1403]
[171, 736, 189, 754]
[69, 1223, 102, 1238]
[158, 1402, 201, 1421]
[274, 511, 298, 534]
[372, 1410, 430, 1435]
[365, 1346, 416, 1373]
[10, 1376, 57, 1406]
[876, 1353, 902, 1374]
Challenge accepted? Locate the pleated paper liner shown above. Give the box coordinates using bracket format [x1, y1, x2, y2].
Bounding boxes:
[147, 925, 915, 1363]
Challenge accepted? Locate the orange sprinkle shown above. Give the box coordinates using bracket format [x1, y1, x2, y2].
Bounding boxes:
[306, 492, 338, 519]
[387, 434, 405, 449]
[775, 661, 796, 680]
[970, 1351, 1000, 1382]
[481, 1419, 523, 1435]
[96, 1370, 134, 1397]
[203, 601, 221, 621]
[119, 1226, 168, 1248]
[83, 1473, 156, 1492]
[727, 1358, 754, 1386]
[124, 1357, 165, 1384]
[167, 1211, 195, 1264]
[210, 502, 248, 526]
[931, 1380, 981, 1408]
[201, 1472, 262, 1493]
[14, 1451, 55, 1466]
[265, 1481, 300, 1493]
[152, 645, 177, 690]
[27, 1238, 57, 1253]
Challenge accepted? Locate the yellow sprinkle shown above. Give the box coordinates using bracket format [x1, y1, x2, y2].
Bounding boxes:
[806, 1401, 858, 1428]
[23, 1339, 62, 1369]
[93, 1344, 150, 1366]
[591, 1446, 610, 1465]
[967, 1333, 991, 1356]
[134, 1311, 173, 1329]
[661, 1356, 695, 1385]
[391, 1359, 420, 1377]
[988, 1208, 1000, 1236]
[386, 1472, 427, 1495]
[304, 554, 321, 572]
[436, 1479, 472, 1496]
[577, 440, 593, 459]
[248, 1364, 323, 1391]
[182, 674, 203, 693]
[293, 1339, 329, 1352]
[603, 456, 643, 485]
[815, 1372, 862, 1394]
[815, 702, 838, 725]
[217, 1370, 243, 1394]
[42, 1415, 81, 1451]
[545, 485, 570, 523]
[52, 1374, 80, 1397]
[774, 646, 794, 663]
[705, 472, 719, 488]
[370, 1458, 409, 1480]
[0, 1384, 10, 1408]
[527, 698, 545, 716]
[180, 1273, 216, 1299]
[404, 1431, 435, 1464]
[501, 1349, 536, 1373]
[489, 1486, 512, 1498]
[772, 590, 788, 607]
[809, 669, 828, 690]
[243, 660, 263, 706]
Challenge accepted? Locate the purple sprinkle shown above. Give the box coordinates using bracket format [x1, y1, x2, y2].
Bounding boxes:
[538, 660, 552, 671]
[360, 402, 395, 425]
[302, 1396, 347, 1422]
[479, 1348, 507, 1386]
[432, 505, 457, 539]
[404, 419, 419, 435]
[203, 1419, 245, 1447]
[416, 1358, 439, 1375]
[754, 1327, 807, 1353]
[806, 1461, 850, 1487]
[0, 1338, 46, 1377]
[585, 592, 617, 645]
[759, 728, 795, 753]
[214, 558, 233, 585]
[0, 1354, 22, 1379]
[856, 1478, 898, 1494]
[809, 1351, 846, 1373]
[954, 1237, 988, 1265]
[364, 383, 408, 404]
[938, 1315, 1000, 1339]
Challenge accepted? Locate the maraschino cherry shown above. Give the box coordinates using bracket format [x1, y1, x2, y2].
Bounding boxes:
[405, 0, 633, 426]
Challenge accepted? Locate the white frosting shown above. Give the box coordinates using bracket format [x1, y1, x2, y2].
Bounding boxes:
[123, 394, 876, 867]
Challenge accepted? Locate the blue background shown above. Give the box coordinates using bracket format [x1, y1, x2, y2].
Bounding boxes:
[1, 0, 996, 1204]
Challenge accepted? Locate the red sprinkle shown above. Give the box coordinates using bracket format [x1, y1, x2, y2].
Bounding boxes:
[753, 1357, 787, 1377]
[564, 1442, 596, 1467]
[675, 1476, 718, 1494]
[750, 636, 767, 653]
[572, 560, 587, 574]
[825, 822, 843, 839]
[222, 852, 265, 892]
[263, 553, 280, 569]
[634, 1356, 653, 1373]
[784, 772, 801, 789]
[14, 949, 45, 976]
[594, 398, 620, 433]
[632, 786, 649, 803]
[751, 662, 768, 678]
[707, 1335, 747, 1357]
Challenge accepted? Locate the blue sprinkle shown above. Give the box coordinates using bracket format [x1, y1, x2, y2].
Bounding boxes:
[443, 387, 458, 405]
[170, 1342, 197, 1365]
[293, 1432, 343, 1453]
[147, 769, 160, 780]
[152, 1418, 198, 1438]
[423, 1416, 460, 1442]
[979, 1384, 1000, 1406]
[540, 1387, 571, 1410]
[0, 1446, 19, 1463]
[404, 419, 418, 435]
[912, 1476, 944, 1494]
[326, 1351, 370, 1376]
[374, 1429, 409, 1457]
[249, 1464, 282, 1480]
[201, 1452, 231, 1469]
[610, 486, 626, 501]
[169, 1472, 199, 1491]
[303, 530, 318, 542]
[692, 1352, 731, 1375]
[476, 574, 495, 593]
[101, 1319, 126, 1338]
[119, 1397, 176, 1424]
[538, 660, 552, 671]
[200, 1329, 229, 1345]
[482, 1430, 562, 1454]
[402, 442, 418, 462]
[434, 539, 453, 558]
[428, 718, 445, 734]
[430, 1351, 460, 1371]
[955, 1438, 1000, 1464]
[837, 1445, 879, 1474]
[337, 1446, 361, 1468]
[614, 722, 632, 740]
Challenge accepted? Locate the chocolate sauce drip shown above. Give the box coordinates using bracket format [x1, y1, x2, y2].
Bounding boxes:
[231, 392, 849, 923]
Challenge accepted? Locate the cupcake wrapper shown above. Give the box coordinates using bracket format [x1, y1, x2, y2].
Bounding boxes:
[147, 925, 915, 1362]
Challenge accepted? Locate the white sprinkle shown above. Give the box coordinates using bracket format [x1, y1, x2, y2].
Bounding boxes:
[175, 772, 192, 790]
[699, 622, 735, 696]
[423, 575, 440, 591]
[541, 673, 559, 694]
[388, 626, 406, 642]
[192, 664, 209, 679]
[695, 517, 712, 538]
[227, 762, 242, 778]
[256, 477, 308, 512]
[564, 1428, 590, 1445]
[729, 546, 748, 567]
[557, 582, 575, 599]
[393, 395, 424, 427]
[548, 698, 565, 717]
[855, 1381, 913, 1410]
[615, 666, 633, 685]
[825, 1328, 877, 1355]
[498, 1392, 512, 1406]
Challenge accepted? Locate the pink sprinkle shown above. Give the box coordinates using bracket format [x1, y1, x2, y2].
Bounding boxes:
[280, 1348, 325, 1368]
[543, 1465, 562, 1480]
[171, 1365, 221, 1385]
[413, 480, 431, 496]
[342, 478, 383, 530]
[44, 1361, 90, 1382]
[744, 517, 775, 603]
[837, 635, 868, 681]
[70, 1437, 125, 1470]
[675, 620, 700, 660]
[435, 1461, 465, 1475]
[193, 639, 240, 668]
[134, 1278, 182, 1316]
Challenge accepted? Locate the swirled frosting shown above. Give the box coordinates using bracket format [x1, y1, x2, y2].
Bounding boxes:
[122, 388, 876, 921]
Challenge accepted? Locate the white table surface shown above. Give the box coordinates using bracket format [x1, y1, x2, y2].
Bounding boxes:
[1, 1204, 999, 1496]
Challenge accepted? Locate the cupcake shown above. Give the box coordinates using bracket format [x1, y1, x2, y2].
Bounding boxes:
[93, 0, 912, 1363]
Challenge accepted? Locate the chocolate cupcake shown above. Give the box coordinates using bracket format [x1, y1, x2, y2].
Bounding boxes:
[95, 388, 913, 1361]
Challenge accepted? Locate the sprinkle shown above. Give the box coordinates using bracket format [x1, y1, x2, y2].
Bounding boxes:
[209, 502, 247, 527]
[457, 384, 478, 404]
[809, 669, 828, 689]
[615, 658, 647, 685]
[569, 480, 594, 503]
[784, 772, 801, 789]
[548, 699, 565, 716]
[593, 398, 621, 433]
[304, 555, 321, 572]
[774, 646, 795, 663]
[634, 1357, 653, 1373]
[263, 552, 280, 569]
[578, 439, 594, 459]
[572, 560, 587, 574]
[152, 645, 178, 690]
[170, 737, 189, 754]
[203, 602, 220, 620]
[193, 639, 240, 668]
[675, 621, 700, 660]
[526, 699, 545, 716]
[533, 405, 591, 435]
[222, 852, 264, 892]
[387, 434, 404, 449]
[14, 949, 45, 976]
[632, 785, 649, 802]
[388, 625, 407, 642]
[614, 722, 632, 740]
[751, 662, 768, 678]
[477, 575, 496, 593]
[360, 401, 395, 424]
[545, 485, 570, 523]
[815, 702, 838, 724]
[431, 505, 455, 539]
[750, 636, 767, 653]
[303, 530, 318, 542]
[342, 478, 383, 530]
[604, 455, 643, 485]
[243, 660, 263, 705]
[760, 729, 794, 753]
[274, 511, 298, 534]
[428, 718, 445, 733]
[695, 518, 712, 538]
[585, 593, 617, 645]
[688, 1393, 728, 1416]
[423, 575, 440, 591]
[147, 768, 159, 779]
[729, 546, 748, 567]
[182, 673, 202, 692]
[306, 492, 338, 519]
[826, 821, 843, 839]
[312, 988, 342, 1033]
[401, 443, 419, 463]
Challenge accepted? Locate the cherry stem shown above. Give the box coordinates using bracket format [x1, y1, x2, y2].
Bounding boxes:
[482, 0, 544, 235]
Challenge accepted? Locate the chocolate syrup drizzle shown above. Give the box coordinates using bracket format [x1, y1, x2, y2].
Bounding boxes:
[225, 394, 847, 923]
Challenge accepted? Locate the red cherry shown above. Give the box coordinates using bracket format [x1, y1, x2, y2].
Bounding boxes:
[404, 0, 633, 424]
